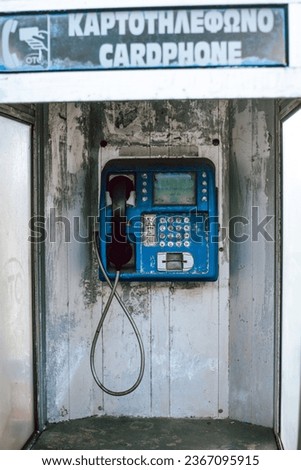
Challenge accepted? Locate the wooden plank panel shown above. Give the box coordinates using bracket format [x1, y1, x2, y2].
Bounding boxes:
[170, 284, 219, 417]
[229, 100, 275, 427]
[250, 100, 275, 426]
[45, 103, 71, 423]
[229, 100, 254, 422]
[66, 103, 96, 420]
[101, 283, 151, 416]
[217, 101, 230, 418]
[150, 284, 171, 416]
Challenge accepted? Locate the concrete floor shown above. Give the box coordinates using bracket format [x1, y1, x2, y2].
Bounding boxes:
[31, 417, 278, 450]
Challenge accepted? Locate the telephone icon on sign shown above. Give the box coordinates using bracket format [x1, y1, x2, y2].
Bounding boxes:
[1, 19, 20, 68]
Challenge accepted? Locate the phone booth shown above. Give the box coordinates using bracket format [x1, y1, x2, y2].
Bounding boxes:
[0, 0, 300, 456]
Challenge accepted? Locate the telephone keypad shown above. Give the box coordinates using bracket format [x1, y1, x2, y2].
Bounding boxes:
[143, 214, 191, 248]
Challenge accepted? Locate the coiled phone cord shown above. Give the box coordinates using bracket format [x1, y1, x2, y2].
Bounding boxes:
[90, 232, 145, 396]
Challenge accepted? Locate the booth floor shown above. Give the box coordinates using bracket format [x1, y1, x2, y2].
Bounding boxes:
[31, 417, 278, 450]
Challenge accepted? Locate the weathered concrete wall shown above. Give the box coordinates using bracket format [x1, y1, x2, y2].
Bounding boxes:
[45, 100, 230, 422]
[229, 100, 275, 427]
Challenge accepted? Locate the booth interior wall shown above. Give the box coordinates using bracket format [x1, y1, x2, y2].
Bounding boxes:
[44, 100, 230, 422]
[229, 99, 275, 427]
[43, 99, 276, 426]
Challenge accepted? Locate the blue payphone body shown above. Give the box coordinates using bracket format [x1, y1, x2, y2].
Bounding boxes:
[99, 158, 218, 282]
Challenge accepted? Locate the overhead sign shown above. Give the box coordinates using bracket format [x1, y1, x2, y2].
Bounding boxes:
[0, 6, 287, 72]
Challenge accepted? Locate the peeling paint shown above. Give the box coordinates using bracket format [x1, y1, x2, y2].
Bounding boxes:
[80, 256, 102, 306]
[229, 100, 275, 427]
[60, 406, 69, 417]
[120, 283, 150, 318]
[45, 100, 230, 422]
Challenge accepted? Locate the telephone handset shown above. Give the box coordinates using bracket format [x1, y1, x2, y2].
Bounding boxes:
[99, 158, 218, 282]
[107, 175, 134, 270]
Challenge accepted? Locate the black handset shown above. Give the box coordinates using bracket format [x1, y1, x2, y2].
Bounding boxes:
[91, 173, 145, 396]
[107, 175, 134, 270]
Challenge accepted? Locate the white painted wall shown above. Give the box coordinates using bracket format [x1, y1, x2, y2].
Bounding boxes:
[45, 100, 230, 422]
[281, 108, 301, 449]
[229, 100, 275, 427]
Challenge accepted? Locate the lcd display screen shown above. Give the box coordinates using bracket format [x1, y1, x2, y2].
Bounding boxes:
[153, 172, 196, 205]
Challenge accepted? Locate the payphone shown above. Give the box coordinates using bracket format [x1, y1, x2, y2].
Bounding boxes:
[91, 158, 218, 395]
[99, 158, 218, 281]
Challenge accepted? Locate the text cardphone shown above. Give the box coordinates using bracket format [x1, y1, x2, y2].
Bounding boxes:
[99, 158, 218, 281]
